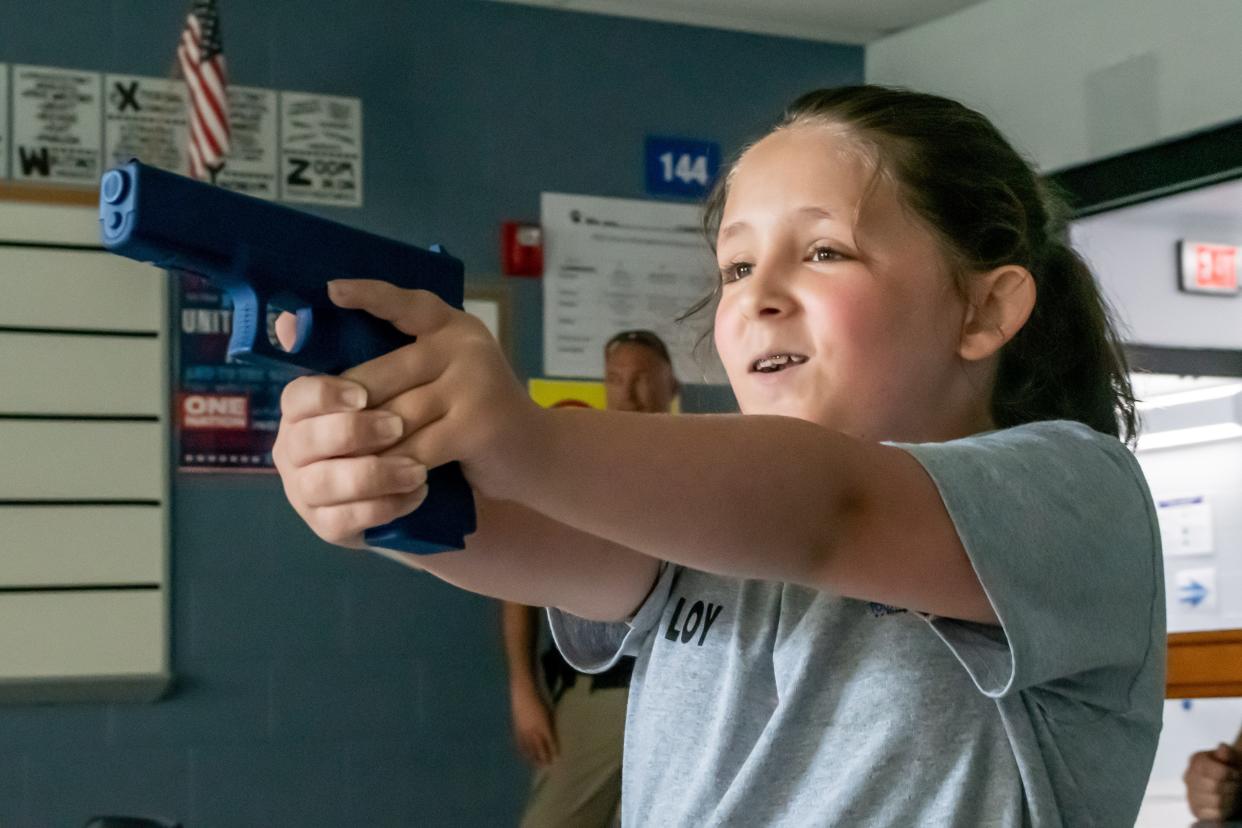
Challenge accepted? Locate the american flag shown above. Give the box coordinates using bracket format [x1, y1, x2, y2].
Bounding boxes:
[177, 0, 230, 181]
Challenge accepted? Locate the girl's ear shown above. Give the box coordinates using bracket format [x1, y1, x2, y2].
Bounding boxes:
[958, 265, 1036, 362]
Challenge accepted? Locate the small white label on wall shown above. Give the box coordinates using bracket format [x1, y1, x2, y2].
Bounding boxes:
[103, 74, 190, 175]
[1156, 495, 1215, 556]
[279, 92, 362, 207]
[217, 85, 279, 200]
[11, 65, 103, 185]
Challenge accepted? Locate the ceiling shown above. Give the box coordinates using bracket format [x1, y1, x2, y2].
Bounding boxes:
[484, 0, 989, 44]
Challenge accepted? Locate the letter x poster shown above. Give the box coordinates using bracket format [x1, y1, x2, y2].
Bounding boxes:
[177, 273, 299, 471]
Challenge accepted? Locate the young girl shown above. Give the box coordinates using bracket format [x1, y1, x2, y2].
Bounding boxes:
[273, 85, 1164, 826]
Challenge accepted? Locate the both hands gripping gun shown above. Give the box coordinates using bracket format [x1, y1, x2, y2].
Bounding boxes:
[98, 160, 476, 554]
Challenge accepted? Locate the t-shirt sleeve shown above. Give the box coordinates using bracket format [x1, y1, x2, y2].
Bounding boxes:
[895, 421, 1163, 703]
[547, 562, 677, 674]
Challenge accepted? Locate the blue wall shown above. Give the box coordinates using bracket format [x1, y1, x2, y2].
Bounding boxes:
[0, 2, 861, 824]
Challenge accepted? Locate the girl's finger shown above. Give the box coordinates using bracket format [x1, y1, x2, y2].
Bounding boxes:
[309, 488, 430, 547]
[278, 410, 407, 467]
[274, 311, 299, 351]
[280, 373, 368, 422]
[328, 280, 453, 337]
[377, 388, 450, 447]
[391, 409, 457, 472]
[297, 455, 428, 508]
[343, 337, 451, 409]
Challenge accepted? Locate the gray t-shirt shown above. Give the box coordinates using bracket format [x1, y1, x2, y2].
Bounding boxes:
[550, 420, 1165, 827]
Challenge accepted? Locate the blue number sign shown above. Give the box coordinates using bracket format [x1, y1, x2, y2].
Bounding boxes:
[645, 136, 720, 199]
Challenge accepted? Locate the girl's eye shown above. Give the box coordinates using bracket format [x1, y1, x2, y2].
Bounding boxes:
[810, 246, 846, 263]
[720, 262, 753, 284]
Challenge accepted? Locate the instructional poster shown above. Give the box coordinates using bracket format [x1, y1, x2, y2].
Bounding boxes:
[217, 85, 278, 199]
[103, 74, 189, 175]
[541, 192, 726, 384]
[11, 64, 103, 185]
[279, 92, 362, 207]
[0, 64, 9, 179]
[176, 273, 299, 471]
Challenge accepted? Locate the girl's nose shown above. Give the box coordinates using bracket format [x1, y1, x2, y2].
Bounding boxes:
[739, 265, 797, 320]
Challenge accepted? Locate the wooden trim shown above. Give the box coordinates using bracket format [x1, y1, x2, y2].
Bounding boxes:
[1167, 629, 1242, 698]
[0, 182, 98, 207]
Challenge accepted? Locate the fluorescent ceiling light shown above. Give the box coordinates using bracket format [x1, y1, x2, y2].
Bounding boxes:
[1136, 382, 1242, 411]
[1134, 380, 1242, 452]
[1136, 422, 1242, 452]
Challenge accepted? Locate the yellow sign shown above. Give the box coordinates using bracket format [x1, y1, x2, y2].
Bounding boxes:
[528, 378, 606, 410]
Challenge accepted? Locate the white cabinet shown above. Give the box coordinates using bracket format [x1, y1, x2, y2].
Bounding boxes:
[0, 200, 170, 702]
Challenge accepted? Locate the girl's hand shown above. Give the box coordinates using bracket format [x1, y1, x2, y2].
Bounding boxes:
[325, 279, 543, 499]
[272, 371, 430, 548]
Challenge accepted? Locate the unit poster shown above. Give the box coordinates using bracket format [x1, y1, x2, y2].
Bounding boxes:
[279, 92, 362, 207]
[177, 273, 299, 471]
[103, 74, 189, 175]
[217, 85, 278, 200]
[0, 64, 8, 180]
[11, 64, 103, 185]
[541, 192, 726, 384]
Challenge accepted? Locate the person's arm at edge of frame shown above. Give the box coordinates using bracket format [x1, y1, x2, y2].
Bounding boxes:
[501, 600, 559, 767]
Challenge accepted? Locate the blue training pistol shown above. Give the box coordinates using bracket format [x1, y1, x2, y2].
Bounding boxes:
[98, 159, 476, 554]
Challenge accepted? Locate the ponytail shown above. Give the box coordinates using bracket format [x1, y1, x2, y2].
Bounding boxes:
[994, 241, 1136, 440]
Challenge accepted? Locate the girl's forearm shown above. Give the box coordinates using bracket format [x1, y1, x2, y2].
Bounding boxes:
[371, 494, 660, 622]
[499, 409, 865, 587]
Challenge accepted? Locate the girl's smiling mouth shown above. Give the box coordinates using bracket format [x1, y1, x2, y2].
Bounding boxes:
[751, 353, 809, 373]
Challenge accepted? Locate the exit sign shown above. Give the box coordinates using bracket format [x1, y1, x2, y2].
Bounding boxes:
[1179, 240, 1240, 295]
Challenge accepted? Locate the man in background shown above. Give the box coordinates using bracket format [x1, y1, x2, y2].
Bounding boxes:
[502, 330, 679, 828]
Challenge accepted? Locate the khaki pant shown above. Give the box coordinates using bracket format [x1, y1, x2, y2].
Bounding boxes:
[519, 679, 628, 828]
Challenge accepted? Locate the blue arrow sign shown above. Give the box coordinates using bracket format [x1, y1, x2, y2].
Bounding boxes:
[1179, 580, 1208, 607]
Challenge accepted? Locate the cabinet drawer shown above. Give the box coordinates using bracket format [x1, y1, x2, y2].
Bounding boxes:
[0, 332, 164, 416]
[0, 202, 100, 246]
[0, 506, 163, 587]
[0, 420, 165, 500]
[0, 590, 165, 679]
[0, 247, 165, 332]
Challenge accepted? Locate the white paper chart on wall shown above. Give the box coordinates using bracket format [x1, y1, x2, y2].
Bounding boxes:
[216, 85, 279, 200]
[104, 74, 190, 176]
[541, 192, 727, 385]
[11, 64, 103, 186]
[279, 91, 362, 207]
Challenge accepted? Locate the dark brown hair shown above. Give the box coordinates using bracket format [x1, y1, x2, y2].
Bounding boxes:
[687, 85, 1136, 441]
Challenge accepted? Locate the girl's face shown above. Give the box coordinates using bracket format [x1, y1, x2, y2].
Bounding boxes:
[713, 125, 983, 442]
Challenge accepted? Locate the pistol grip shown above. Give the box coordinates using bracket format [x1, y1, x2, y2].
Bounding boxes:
[364, 463, 476, 553]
